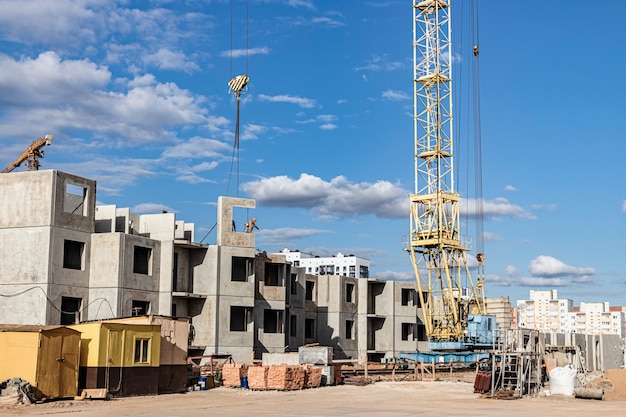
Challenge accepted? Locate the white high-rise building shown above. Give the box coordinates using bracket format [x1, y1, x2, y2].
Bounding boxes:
[516, 290, 625, 337]
[516, 290, 573, 332]
[275, 249, 370, 278]
[562, 302, 625, 337]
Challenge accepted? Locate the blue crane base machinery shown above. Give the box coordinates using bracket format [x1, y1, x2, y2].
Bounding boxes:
[399, 314, 497, 366]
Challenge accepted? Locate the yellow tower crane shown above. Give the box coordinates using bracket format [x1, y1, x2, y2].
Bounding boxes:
[406, 0, 494, 352]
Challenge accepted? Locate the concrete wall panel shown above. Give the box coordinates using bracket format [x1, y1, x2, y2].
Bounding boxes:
[0, 170, 54, 228]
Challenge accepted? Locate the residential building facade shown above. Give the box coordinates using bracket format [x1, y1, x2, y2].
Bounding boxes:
[277, 249, 370, 278]
[0, 170, 425, 364]
[516, 290, 573, 332]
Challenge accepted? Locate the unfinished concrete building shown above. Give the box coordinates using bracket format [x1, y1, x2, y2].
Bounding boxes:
[0, 170, 95, 325]
[0, 170, 427, 364]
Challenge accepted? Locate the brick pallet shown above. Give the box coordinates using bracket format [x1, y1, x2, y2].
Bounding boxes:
[304, 366, 322, 389]
[247, 366, 269, 390]
[222, 364, 248, 387]
[267, 365, 306, 390]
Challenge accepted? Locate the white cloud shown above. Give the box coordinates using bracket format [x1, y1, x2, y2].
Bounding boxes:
[0, 0, 105, 47]
[482, 231, 501, 242]
[161, 137, 231, 159]
[622, 200, 626, 213]
[504, 185, 517, 191]
[376, 270, 414, 281]
[519, 277, 571, 287]
[192, 161, 220, 171]
[256, 227, 330, 246]
[287, 0, 316, 10]
[462, 197, 535, 220]
[241, 124, 267, 140]
[257, 94, 316, 108]
[320, 123, 338, 130]
[0, 52, 208, 144]
[132, 203, 174, 214]
[355, 55, 404, 72]
[488, 256, 596, 288]
[143, 48, 199, 72]
[222, 47, 270, 59]
[242, 173, 407, 218]
[382, 90, 410, 101]
[504, 265, 517, 275]
[53, 157, 157, 196]
[528, 255, 595, 281]
[311, 16, 344, 28]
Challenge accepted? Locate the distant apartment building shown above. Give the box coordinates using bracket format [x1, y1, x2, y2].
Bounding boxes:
[516, 290, 573, 332]
[0, 170, 425, 364]
[516, 290, 624, 337]
[277, 249, 370, 278]
[562, 302, 625, 337]
[486, 296, 513, 332]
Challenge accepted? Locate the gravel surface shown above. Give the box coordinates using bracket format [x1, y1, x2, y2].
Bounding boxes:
[2, 380, 624, 416]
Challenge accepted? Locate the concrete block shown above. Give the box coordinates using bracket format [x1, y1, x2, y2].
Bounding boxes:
[299, 346, 333, 365]
[317, 365, 334, 386]
[262, 352, 300, 366]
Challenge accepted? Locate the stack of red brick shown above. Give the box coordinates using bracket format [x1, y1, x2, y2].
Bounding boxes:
[221, 364, 247, 387]
[246, 365, 324, 390]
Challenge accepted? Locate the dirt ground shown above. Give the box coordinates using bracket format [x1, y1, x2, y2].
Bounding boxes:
[2, 380, 625, 417]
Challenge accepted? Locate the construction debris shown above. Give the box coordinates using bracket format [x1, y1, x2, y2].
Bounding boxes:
[0, 378, 37, 405]
[574, 387, 604, 400]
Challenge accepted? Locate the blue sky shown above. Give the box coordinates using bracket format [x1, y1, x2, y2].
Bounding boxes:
[0, 1, 624, 307]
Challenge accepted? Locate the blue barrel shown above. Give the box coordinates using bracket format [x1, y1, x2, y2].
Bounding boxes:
[198, 376, 208, 390]
[240, 376, 249, 389]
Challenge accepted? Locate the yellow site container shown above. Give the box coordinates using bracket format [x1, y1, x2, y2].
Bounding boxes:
[0, 325, 81, 399]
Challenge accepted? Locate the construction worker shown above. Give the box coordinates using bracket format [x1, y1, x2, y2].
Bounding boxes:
[244, 217, 260, 233]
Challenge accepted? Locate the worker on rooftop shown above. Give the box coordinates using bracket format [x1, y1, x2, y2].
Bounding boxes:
[244, 217, 259, 233]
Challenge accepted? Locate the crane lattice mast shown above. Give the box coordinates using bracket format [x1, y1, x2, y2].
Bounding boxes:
[408, 0, 486, 347]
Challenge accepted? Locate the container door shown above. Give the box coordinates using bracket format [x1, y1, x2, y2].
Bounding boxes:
[106, 329, 124, 395]
[36, 332, 62, 399]
[57, 334, 80, 398]
[37, 332, 80, 399]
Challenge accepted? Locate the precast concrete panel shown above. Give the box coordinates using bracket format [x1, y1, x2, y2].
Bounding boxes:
[51, 171, 95, 233]
[0, 170, 54, 228]
[121, 234, 161, 292]
[139, 213, 176, 241]
[50, 227, 92, 287]
[0, 227, 51, 284]
[0, 283, 49, 325]
[87, 287, 120, 320]
[216, 197, 255, 247]
[89, 233, 123, 287]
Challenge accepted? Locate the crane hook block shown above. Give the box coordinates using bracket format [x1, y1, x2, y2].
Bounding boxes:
[228, 74, 250, 95]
